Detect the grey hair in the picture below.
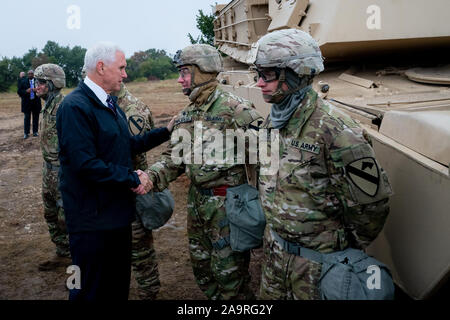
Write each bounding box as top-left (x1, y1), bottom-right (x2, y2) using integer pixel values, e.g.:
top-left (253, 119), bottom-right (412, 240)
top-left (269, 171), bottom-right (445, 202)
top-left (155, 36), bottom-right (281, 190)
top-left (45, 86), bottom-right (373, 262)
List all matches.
top-left (84, 41), bottom-right (123, 73)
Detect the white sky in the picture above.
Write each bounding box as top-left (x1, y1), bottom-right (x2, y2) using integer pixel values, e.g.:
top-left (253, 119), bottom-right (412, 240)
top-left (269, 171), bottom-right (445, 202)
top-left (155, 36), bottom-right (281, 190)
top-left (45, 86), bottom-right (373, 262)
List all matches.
top-left (0, 0), bottom-right (220, 59)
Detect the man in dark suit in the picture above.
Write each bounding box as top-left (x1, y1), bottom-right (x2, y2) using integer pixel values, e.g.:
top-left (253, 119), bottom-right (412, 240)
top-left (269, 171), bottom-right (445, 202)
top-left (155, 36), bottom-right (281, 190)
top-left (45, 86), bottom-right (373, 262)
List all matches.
top-left (17, 71), bottom-right (25, 87)
top-left (17, 70), bottom-right (42, 139)
top-left (57, 41), bottom-right (175, 301)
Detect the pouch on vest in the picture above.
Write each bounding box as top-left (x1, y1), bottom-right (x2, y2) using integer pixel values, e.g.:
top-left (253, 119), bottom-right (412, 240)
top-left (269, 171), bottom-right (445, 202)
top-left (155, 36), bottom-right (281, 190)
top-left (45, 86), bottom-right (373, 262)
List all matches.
top-left (135, 189), bottom-right (175, 230)
top-left (319, 247), bottom-right (395, 300)
top-left (225, 184), bottom-right (266, 252)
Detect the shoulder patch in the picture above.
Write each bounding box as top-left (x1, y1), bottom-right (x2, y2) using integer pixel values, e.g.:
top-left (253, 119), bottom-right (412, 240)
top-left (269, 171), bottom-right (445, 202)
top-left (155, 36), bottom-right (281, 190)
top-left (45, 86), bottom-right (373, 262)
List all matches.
top-left (346, 157), bottom-right (379, 196)
top-left (128, 115), bottom-right (145, 136)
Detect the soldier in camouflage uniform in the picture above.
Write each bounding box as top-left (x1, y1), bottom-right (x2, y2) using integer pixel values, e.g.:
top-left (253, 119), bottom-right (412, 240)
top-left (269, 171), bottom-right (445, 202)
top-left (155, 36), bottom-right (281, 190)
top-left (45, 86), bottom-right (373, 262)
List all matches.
top-left (112, 82), bottom-right (161, 300)
top-left (147, 44), bottom-right (262, 300)
top-left (253, 29), bottom-right (392, 299)
top-left (34, 64), bottom-right (71, 270)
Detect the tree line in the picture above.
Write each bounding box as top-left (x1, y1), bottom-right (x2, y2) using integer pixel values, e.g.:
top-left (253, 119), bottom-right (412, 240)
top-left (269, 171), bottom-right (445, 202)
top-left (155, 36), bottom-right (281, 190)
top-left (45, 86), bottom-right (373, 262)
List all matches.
top-left (0, 9), bottom-right (216, 92)
top-left (0, 41), bottom-right (178, 92)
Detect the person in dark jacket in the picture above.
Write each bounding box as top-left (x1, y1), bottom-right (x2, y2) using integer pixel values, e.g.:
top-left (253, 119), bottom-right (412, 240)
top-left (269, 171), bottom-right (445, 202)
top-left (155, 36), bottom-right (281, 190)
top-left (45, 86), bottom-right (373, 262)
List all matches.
top-left (17, 71), bottom-right (25, 88)
top-left (56, 42), bottom-right (175, 301)
top-left (17, 70), bottom-right (42, 139)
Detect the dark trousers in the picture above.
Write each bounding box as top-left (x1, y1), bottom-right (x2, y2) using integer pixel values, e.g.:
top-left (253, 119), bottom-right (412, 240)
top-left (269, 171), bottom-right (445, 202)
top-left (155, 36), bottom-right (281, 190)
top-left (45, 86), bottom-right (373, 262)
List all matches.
top-left (68, 226), bottom-right (132, 301)
top-left (23, 107), bottom-right (40, 134)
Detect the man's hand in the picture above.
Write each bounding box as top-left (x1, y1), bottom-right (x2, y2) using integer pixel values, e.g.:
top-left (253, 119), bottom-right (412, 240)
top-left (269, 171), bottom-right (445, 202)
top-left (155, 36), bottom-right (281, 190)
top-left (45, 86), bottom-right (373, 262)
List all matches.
top-left (167, 115), bottom-right (177, 132)
top-left (131, 170), bottom-right (153, 195)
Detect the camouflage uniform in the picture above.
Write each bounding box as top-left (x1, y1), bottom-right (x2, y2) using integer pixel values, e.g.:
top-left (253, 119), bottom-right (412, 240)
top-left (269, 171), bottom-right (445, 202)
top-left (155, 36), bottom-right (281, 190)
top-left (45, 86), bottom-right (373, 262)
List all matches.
top-left (37, 65), bottom-right (70, 258)
top-left (148, 82), bottom-right (261, 299)
top-left (114, 83), bottom-right (160, 300)
top-left (254, 29), bottom-right (392, 300)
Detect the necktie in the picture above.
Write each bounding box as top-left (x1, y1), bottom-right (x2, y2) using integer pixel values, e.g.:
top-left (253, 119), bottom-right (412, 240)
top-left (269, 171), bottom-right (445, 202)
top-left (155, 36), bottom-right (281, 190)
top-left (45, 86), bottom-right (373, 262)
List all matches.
top-left (30, 79), bottom-right (35, 99)
top-left (106, 95), bottom-right (116, 115)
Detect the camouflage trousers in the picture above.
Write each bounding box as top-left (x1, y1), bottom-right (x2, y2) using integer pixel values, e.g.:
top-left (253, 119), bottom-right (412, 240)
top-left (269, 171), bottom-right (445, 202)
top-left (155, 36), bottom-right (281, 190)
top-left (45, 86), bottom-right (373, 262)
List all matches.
top-left (42, 163), bottom-right (70, 257)
top-left (131, 214), bottom-right (161, 300)
top-left (187, 185), bottom-right (254, 300)
top-left (259, 228), bottom-right (322, 300)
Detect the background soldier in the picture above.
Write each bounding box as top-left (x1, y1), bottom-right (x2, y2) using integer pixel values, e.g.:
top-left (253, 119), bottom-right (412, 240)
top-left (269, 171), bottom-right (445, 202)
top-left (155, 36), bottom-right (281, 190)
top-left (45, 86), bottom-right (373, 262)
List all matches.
top-left (254, 29), bottom-right (392, 299)
top-left (34, 63), bottom-right (70, 270)
top-left (147, 44), bottom-right (261, 300)
top-left (112, 82), bottom-right (161, 300)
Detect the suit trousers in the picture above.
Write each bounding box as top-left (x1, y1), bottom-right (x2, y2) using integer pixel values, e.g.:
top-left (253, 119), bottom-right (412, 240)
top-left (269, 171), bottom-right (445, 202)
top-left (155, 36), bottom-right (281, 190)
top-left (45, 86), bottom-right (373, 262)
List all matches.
top-left (23, 106), bottom-right (40, 135)
top-left (68, 225), bottom-right (132, 301)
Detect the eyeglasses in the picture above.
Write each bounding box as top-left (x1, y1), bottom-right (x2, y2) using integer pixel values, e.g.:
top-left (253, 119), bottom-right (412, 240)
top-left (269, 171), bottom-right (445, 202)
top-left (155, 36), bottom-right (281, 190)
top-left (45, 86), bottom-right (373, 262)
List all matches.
top-left (256, 68), bottom-right (280, 83)
top-left (178, 68), bottom-right (190, 79)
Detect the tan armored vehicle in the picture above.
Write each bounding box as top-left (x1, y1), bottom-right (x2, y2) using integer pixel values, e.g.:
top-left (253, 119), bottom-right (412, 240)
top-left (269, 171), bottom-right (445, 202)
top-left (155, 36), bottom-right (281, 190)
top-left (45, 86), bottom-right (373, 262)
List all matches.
top-left (213, 0), bottom-right (450, 299)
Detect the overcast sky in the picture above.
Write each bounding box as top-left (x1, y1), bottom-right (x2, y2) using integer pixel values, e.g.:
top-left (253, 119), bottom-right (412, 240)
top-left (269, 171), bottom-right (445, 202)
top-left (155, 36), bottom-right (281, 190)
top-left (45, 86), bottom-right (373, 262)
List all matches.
top-left (0, 0), bottom-right (219, 59)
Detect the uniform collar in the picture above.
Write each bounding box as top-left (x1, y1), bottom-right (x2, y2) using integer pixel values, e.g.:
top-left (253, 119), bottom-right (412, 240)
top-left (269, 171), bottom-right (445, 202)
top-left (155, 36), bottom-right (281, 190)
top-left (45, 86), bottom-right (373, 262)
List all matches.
top-left (189, 86), bottom-right (221, 113)
top-left (286, 89), bottom-right (318, 138)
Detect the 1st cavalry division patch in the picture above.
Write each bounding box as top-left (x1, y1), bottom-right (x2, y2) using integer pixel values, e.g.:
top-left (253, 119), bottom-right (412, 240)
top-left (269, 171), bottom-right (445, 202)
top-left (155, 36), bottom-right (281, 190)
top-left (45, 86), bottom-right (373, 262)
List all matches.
top-left (346, 157), bottom-right (379, 196)
top-left (128, 115), bottom-right (145, 136)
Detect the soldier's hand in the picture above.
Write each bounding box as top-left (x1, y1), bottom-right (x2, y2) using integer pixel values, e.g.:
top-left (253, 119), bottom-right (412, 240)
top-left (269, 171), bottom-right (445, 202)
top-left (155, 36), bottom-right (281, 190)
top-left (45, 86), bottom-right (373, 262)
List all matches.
top-left (131, 170), bottom-right (153, 194)
top-left (167, 115), bottom-right (177, 132)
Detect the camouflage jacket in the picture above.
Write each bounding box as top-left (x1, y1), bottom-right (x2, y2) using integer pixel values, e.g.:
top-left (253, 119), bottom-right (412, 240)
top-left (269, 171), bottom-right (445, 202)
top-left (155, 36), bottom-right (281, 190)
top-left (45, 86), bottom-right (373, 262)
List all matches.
top-left (40, 92), bottom-right (64, 164)
top-left (259, 89), bottom-right (392, 252)
top-left (115, 84), bottom-right (154, 171)
top-left (148, 86), bottom-right (262, 190)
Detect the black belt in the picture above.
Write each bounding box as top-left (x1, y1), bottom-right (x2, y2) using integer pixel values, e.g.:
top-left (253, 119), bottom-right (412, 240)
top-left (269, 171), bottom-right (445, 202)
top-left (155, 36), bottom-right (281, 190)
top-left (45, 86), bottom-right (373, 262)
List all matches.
top-left (45, 161), bottom-right (60, 171)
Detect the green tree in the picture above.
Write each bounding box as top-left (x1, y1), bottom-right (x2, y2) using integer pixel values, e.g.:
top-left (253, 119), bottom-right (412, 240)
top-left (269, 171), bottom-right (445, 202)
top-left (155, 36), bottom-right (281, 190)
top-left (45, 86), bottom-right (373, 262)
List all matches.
top-left (126, 49), bottom-right (177, 82)
top-left (32, 53), bottom-right (56, 69)
top-left (9, 56), bottom-right (25, 77)
top-left (62, 45), bottom-right (86, 87)
top-left (0, 58), bottom-right (11, 92)
top-left (0, 42), bottom-right (179, 91)
top-left (139, 56), bottom-right (175, 80)
top-left (188, 9), bottom-right (215, 46)
top-left (22, 48), bottom-right (39, 71)
top-left (41, 41), bottom-right (86, 87)
top-left (0, 56), bottom-right (29, 92)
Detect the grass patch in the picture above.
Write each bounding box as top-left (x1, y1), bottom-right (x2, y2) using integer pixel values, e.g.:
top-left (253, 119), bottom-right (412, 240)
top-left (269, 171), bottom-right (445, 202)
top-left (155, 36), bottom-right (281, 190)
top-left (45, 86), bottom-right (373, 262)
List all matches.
top-left (8, 84), bottom-right (18, 93)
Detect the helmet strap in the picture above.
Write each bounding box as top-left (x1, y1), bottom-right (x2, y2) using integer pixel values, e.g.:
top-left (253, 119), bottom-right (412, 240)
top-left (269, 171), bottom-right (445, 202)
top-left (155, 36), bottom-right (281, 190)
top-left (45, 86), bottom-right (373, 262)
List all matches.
top-left (266, 69), bottom-right (313, 103)
top-left (191, 66), bottom-right (216, 91)
top-left (267, 69), bottom-right (287, 103)
top-left (183, 65), bottom-right (215, 95)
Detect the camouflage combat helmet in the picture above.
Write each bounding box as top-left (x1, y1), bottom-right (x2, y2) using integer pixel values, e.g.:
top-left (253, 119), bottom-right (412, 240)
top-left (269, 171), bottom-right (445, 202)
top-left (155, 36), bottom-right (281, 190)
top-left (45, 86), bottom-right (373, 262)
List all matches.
top-left (253, 29), bottom-right (324, 76)
top-left (173, 44), bottom-right (223, 73)
top-left (34, 63), bottom-right (66, 89)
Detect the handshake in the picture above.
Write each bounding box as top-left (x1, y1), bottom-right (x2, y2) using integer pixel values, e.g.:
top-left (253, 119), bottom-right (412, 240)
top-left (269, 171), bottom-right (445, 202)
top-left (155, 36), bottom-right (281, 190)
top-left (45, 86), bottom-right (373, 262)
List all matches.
top-left (131, 170), bottom-right (153, 195)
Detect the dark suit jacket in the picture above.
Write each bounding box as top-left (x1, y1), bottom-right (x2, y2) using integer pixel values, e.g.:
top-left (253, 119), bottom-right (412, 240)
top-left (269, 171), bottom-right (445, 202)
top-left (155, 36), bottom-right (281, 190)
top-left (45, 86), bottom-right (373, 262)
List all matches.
top-left (56, 80), bottom-right (170, 233)
top-left (17, 78), bottom-right (42, 113)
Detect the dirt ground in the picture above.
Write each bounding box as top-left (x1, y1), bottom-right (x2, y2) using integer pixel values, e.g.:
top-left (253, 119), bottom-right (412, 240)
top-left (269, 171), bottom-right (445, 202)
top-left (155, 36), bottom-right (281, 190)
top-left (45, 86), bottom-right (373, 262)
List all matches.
top-left (0, 79), bottom-right (262, 300)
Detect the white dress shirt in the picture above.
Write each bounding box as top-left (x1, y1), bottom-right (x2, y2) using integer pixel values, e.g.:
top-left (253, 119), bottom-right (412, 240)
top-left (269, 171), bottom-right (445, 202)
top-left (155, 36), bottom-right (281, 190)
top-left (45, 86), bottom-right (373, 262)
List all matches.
top-left (84, 76), bottom-right (108, 107)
